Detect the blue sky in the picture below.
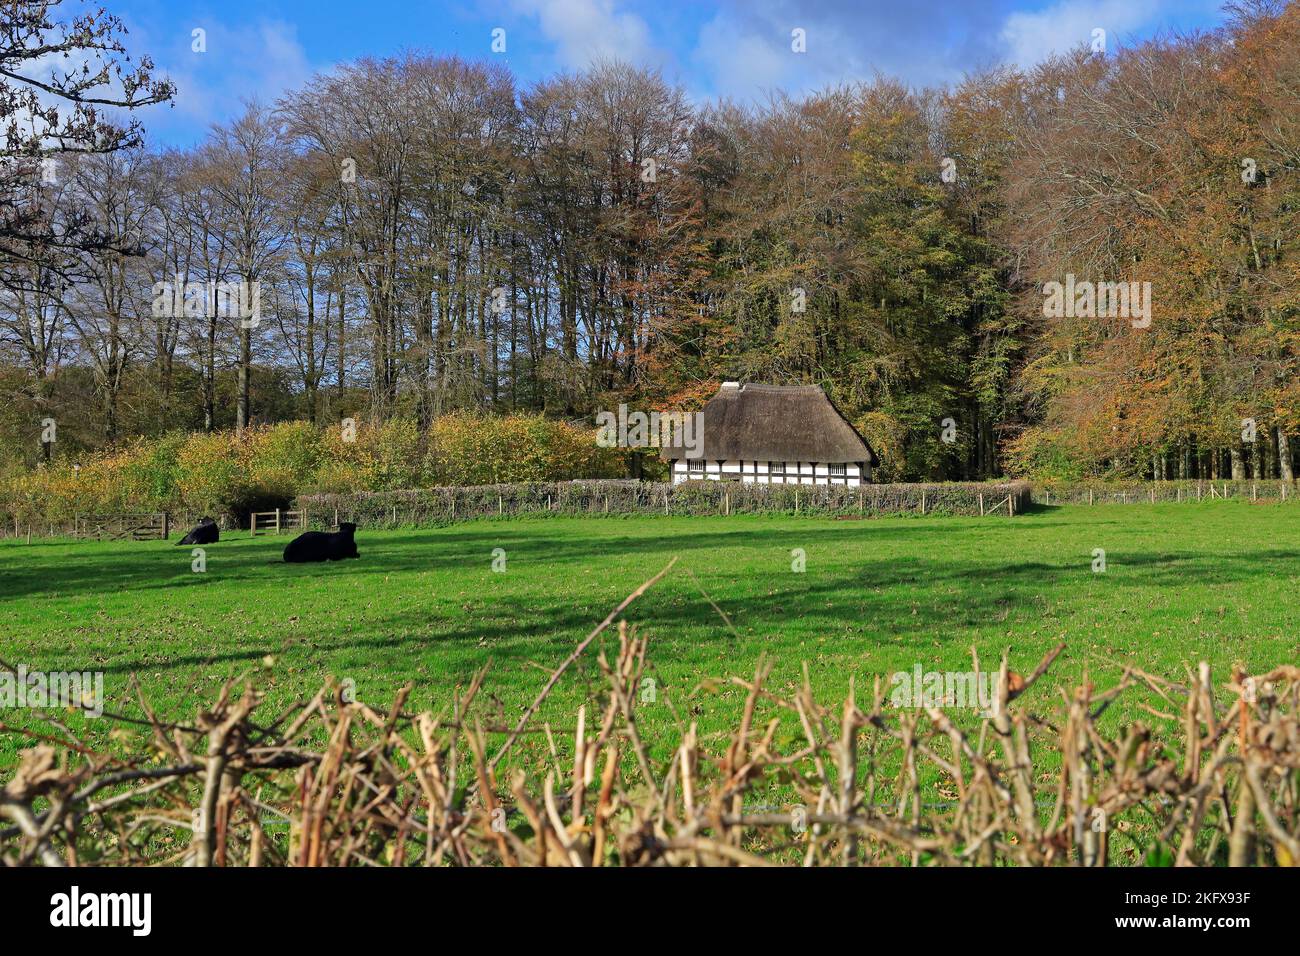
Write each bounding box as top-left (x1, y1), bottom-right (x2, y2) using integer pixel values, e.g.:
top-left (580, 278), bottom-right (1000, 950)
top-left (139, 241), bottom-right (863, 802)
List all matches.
top-left (110, 0), bottom-right (1228, 147)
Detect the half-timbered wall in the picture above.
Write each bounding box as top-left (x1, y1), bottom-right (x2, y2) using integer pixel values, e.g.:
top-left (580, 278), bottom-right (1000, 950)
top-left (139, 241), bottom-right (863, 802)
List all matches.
top-left (669, 460), bottom-right (867, 486)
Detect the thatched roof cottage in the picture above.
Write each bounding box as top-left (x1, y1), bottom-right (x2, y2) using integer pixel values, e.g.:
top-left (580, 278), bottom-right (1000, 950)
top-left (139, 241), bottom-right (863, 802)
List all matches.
top-left (660, 382), bottom-right (878, 485)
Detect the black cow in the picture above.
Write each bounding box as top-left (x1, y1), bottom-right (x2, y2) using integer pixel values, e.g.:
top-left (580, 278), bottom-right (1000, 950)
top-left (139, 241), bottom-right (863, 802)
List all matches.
top-left (176, 517), bottom-right (219, 546)
top-left (283, 522), bottom-right (359, 563)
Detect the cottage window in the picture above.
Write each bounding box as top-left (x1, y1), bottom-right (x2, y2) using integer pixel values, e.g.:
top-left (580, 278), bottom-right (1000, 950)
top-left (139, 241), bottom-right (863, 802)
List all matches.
top-left (769, 462), bottom-right (785, 477)
top-left (688, 459), bottom-right (705, 474)
top-left (829, 463), bottom-right (847, 477)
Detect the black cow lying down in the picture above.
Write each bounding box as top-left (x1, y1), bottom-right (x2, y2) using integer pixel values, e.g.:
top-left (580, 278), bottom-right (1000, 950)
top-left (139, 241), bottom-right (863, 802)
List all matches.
top-left (283, 522), bottom-right (359, 563)
top-left (176, 517), bottom-right (219, 545)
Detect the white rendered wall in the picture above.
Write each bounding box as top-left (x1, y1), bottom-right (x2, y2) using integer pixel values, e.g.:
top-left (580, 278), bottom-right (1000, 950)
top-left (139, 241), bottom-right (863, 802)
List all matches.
top-left (671, 460), bottom-right (867, 485)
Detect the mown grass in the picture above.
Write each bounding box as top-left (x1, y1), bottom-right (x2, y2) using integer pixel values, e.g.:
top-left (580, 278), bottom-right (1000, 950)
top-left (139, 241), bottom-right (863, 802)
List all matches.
top-left (2, 502), bottom-right (1298, 779)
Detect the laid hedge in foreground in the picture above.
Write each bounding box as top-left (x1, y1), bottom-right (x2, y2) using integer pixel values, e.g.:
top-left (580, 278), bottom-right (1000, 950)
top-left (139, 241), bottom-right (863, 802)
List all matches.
top-left (2, 599), bottom-right (1296, 866)
top-left (295, 480), bottom-right (1033, 528)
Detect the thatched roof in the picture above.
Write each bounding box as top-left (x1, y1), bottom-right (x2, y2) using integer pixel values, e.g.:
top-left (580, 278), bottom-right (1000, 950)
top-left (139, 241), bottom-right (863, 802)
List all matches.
top-left (660, 383), bottom-right (879, 465)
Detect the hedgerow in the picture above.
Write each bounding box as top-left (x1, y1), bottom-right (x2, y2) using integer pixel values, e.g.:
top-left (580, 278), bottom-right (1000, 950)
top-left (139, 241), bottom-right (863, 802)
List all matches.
top-left (0, 416), bottom-right (626, 526)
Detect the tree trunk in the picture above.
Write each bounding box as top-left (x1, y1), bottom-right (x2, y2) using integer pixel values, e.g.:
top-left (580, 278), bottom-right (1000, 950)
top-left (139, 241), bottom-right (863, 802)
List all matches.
top-left (338, 282), bottom-right (348, 390)
top-left (305, 267), bottom-right (318, 425)
top-left (204, 308), bottom-right (217, 432)
top-left (1279, 429), bottom-right (1294, 481)
top-left (236, 325), bottom-right (251, 434)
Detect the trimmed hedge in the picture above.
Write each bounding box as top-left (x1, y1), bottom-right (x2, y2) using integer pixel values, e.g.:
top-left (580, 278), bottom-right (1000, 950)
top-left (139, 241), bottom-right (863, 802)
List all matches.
top-left (295, 480), bottom-right (1034, 529)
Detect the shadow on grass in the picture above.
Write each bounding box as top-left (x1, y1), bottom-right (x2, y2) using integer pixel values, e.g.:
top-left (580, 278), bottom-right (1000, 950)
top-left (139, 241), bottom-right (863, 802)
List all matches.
top-left (11, 553), bottom-right (1300, 689)
top-left (6, 509), bottom-right (1300, 692)
top-left (0, 509), bottom-right (1182, 605)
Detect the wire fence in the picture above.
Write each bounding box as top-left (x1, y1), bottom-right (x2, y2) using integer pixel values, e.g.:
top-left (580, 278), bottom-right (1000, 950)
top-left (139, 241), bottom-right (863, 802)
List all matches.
top-left (1033, 479), bottom-right (1299, 505)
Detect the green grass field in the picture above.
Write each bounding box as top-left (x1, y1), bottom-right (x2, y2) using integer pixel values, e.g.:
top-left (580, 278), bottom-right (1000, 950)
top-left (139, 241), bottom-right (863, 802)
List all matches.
top-left (2, 503), bottom-right (1298, 773)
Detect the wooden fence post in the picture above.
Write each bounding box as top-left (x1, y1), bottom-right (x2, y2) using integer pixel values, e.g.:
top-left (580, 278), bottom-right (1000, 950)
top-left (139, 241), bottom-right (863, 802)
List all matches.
top-left (250, 511), bottom-right (256, 536)
top-left (979, 493), bottom-right (984, 516)
top-left (920, 490), bottom-right (926, 515)
top-left (1089, 488), bottom-right (1094, 506)
top-left (162, 512), bottom-right (170, 540)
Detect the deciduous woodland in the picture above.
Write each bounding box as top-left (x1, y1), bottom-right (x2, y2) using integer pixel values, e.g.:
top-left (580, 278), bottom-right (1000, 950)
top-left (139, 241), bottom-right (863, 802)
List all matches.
top-left (5, 1), bottom-right (1300, 482)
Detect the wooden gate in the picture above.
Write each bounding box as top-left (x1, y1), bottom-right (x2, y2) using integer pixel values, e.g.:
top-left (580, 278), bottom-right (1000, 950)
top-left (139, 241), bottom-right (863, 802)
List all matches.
top-left (75, 513), bottom-right (170, 541)
top-left (250, 509), bottom-right (305, 535)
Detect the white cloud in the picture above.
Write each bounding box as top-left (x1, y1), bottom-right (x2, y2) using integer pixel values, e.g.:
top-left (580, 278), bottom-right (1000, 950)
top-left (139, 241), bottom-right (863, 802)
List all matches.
top-left (510, 0), bottom-right (656, 70)
top-left (684, 0), bottom-right (1224, 105)
top-left (686, 0), bottom-right (1013, 104)
top-left (141, 20), bottom-right (314, 140)
top-left (999, 0), bottom-right (1213, 67)
top-left (174, 21), bottom-right (312, 117)
top-left (691, 13), bottom-right (793, 103)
